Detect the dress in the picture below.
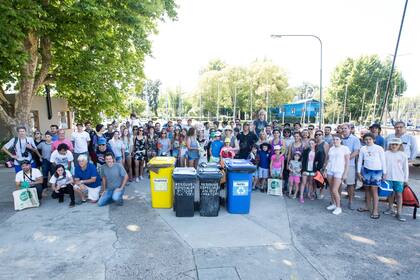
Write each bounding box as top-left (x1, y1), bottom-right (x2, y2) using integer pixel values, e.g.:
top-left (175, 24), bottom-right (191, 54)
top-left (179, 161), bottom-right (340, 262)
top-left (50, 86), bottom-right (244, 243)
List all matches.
top-left (134, 136), bottom-right (147, 161)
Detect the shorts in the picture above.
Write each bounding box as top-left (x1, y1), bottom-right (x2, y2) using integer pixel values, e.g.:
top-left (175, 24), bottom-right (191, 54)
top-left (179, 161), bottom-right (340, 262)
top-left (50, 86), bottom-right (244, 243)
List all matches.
top-left (346, 165), bottom-right (356, 185)
top-left (258, 167), bottom-right (269, 179)
top-left (271, 168), bottom-right (282, 178)
top-left (387, 180), bottom-right (404, 193)
top-left (361, 168), bottom-right (382, 187)
top-left (327, 170), bottom-right (344, 179)
top-left (188, 150), bottom-right (199, 160)
top-left (125, 151), bottom-right (130, 158)
top-left (289, 175), bottom-right (301, 184)
top-left (303, 171), bottom-right (315, 176)
top-left (115, 156), bottom-right (123, 162)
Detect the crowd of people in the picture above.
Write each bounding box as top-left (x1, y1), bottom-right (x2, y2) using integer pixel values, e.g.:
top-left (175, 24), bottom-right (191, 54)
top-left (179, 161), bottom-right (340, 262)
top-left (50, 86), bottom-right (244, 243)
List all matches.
top-left (2, 110), bottom-right (418, 221)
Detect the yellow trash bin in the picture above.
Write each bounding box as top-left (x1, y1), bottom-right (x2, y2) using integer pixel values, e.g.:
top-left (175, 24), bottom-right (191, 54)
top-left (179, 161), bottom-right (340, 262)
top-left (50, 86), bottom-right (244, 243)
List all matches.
top-left (148, 157), bottom-right (176, 208)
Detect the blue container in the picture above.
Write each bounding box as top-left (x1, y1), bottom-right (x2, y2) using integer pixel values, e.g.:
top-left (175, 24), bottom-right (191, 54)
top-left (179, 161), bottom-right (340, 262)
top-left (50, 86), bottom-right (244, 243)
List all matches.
top-left (378, 180), bottom-right (393, 197)
top-left (225, 159), bottom-right (257, 214)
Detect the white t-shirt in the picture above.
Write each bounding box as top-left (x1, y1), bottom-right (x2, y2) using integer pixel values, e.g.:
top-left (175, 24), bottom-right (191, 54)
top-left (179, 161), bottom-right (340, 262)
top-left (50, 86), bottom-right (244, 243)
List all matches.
top-left (15, 168), bottom-right (43, 183)
top-left (50, 150), bottom-right (74, 169)
top-left (49, 172), bottom-right (73, 187)
top-left (71, 131), bottom-right (90, 153)
top-left (4, 136), bottom-right (37, 165)
top-left (357, 144), bottom-right (386, 173)
top-left (109, 139), bottom-right (125, 158)
top-left (385, 151), bottom-right (409, 182)
top-left (327, 145), bottom-right (351, 173)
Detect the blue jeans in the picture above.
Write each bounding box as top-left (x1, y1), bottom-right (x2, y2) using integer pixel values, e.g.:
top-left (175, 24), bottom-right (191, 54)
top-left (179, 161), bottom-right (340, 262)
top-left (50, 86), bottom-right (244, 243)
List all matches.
top-left (41, 159), bottom-right (53, 189)
top-left (98, 188), bottom-right (125, 206)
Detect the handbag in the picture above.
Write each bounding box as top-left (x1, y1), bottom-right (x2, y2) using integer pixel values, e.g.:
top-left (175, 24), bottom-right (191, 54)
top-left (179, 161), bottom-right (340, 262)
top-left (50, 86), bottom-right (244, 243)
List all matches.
top-left (267, 179), bottom-right (283, 196)
top-left (13, 188), bottom-right (40, 211)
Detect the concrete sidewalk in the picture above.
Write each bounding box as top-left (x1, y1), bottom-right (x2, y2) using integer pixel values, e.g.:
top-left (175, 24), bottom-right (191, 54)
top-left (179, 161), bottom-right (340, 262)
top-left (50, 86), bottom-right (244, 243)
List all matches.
top-left (0, 166), bottom-right (419, 280)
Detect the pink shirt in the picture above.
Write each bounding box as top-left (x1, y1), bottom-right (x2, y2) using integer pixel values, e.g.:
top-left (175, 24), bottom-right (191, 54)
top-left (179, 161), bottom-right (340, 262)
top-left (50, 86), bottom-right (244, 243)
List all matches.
top-left (52, 139), bottom-right (74, 152)
top-left (271, 154), bottom-right (284, 169)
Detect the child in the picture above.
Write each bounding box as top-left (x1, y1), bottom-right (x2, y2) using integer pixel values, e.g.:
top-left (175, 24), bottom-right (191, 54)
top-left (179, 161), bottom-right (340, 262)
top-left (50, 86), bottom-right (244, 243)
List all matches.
top-left (384, 138), bottom-right (409, 222)
top-left (270, 145), bottom-right (284, 179)
top-left (209, 131), bottom-right (223, 163)
top-left (257, 143), bottom-right (271, 192)
top-left (49, 164), bottom-right (75, 207)
top-left (37, 131), bottom-right (54, 190)
top-left (220, 138), bottom-right (235, 159)
top-left (288, 152), bottom-right (302, 198)
top-left (179, 134), bottom-right (188, 167)
top-left (247, 145), bottom-right (258, 190)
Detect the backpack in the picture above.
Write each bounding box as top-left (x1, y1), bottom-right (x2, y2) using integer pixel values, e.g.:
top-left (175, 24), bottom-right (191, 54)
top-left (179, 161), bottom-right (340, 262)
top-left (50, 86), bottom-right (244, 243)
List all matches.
top-left (402, 185), bottom-right (419, 219)
top-left (8, 137), bottom-right (19, 155)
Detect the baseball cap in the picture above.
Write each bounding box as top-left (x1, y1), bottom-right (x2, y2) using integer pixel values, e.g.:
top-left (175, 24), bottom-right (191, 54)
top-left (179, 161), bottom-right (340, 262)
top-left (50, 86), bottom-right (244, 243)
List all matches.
top-left (98, 137), bottom-right (107, 145)
top-left (388, 138), bottom-right (402, 145)
top-left (20, 160), bottom-right (31, 166)
top-left (274, 145), bottom-right (281, 150)
top-left (215, 131), bottom-right (222, 137)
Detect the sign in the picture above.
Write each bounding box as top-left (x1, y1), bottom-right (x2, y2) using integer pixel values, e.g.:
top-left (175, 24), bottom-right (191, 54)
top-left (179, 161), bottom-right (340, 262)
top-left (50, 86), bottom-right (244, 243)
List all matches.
top-left (175, 182), bottom-right (195, 196)
top-left (200, 182), bottom-right (220, 196)
top-left (154, 178), bottom-right (168, 192)
top-left (233, 180), bottom-right (249, 196)
top-left (267, 179), bottom-right (283, 196)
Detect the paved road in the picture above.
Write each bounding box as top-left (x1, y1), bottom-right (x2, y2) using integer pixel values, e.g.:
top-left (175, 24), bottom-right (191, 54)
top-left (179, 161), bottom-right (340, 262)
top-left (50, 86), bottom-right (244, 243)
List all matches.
top-left (0, 166), bottom-right (419, 280)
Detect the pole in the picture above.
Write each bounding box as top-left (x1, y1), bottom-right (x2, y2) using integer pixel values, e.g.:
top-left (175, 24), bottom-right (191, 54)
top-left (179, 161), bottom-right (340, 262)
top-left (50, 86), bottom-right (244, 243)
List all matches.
top-left (372, 80), bottom-right (379, 123)
top-left (343, 84), bottom-right (348, 123)
top-left (200, 90), bottom-right (203, 120)
top-left (379, 0), bottom-right (409, 123)
top-left (250, 81), bottom-right (253, 120)
top-left (360, 91), bottom-right (366, 124)
top-left (217, 82), bottom-right (220, 120)
top-left (233, 85), bottom-right (237, 120)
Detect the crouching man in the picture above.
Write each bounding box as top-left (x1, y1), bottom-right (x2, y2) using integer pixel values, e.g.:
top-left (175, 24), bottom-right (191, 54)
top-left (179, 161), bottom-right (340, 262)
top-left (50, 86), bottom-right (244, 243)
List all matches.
top-left (15, 160), bottom-right (44, 203)
top-left (98, 153), bottom-right (128, 206)
top-left (73, 154), bottom-right (102, 203)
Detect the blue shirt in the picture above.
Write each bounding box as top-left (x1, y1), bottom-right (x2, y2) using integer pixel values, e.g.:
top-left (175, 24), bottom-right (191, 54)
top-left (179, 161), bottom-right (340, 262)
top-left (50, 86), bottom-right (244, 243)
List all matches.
top-left (342, 134), bottom-right (361, 166)
top-left (74, 163), bottom-right (101, 188)
top-left (211, 140), bottom-right (224, 157)
top-left (257, 150), bottom-right (270, 169)
top-left (375, 135), bottom-right (385, 148)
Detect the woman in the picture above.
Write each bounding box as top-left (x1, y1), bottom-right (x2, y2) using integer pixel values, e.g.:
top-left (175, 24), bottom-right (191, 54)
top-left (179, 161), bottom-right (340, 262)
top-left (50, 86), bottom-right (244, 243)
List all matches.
top-left (287, 131), bottom-right (304, 162)
top-left (223, 126), bottom-right (239, 153)
top-left (172, 128), bottom-right (181, 159)
top-left (108, 131), bottom-right (125, 163)
top-left (33, 129), bottom-right (44, 168)
top-left (283, 128), bottom-right (294, 150)
top-left (121, 128), bottom-right (133, 181)
top-left (158, 130), bottom-right (171, 156)
top-left (314, 130), bottom-right (329, 199)
top-left (324, 134), bottom-right (350, 215)
top-left (299, 139), bottom-right (317, 203)
top-left (301, 129), bottom-right (310, 148)
top-left (256, 131), bottom-right (268, 148)
top-left (270, 129), bottom-right (285, 155)
top-left (146, 126), bottom-right (158, 160)
top-left (133, 127), bottom-right (147, 181)
top-left (49, 164), bottom-right (75, 207)
top-left (357, 133), bottom-right (386, 219)
top-left (186, 127), bottom-right (199, 168)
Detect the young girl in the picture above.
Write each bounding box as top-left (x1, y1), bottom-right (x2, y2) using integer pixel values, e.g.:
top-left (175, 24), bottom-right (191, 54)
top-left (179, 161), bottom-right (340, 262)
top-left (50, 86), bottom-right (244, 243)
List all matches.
top-left (121, 128), bottom-right (133, 181)
top-left (270, 145), bottom-right (284, 179)
top-left (288, 152), bottom-right (302, 198)
top-left (109, 131), bottom-right (125, 163)
top-left (172, 129), bottom-right (181, 166)
top-left (179, 134), bottom-right (188, 167)
top-left (220, 138), bottom-right (235, 160)
top-left (357, 133), bottom-right (386, 219)
top-left (300, 139), bottom-right (317, 203)
top-left (384, 138), bottom-right (409, 222)
top-left (49, 164), bottom-right (75, 207)
top-left (133, 128), bottom-right (147, 182)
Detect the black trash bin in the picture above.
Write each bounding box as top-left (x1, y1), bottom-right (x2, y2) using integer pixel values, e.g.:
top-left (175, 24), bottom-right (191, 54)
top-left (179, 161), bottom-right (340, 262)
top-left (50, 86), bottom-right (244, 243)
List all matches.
top-left (172, 167), bottom-right (197, 217)
top-left (198, 167), bottom-right (223, 217)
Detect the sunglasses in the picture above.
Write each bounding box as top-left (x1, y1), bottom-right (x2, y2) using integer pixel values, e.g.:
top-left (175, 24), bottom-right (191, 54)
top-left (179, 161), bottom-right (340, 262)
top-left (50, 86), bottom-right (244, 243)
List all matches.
top-left (315, 134), bottom-right (322, 136)
top-left (308, 128), bottom-right (314, 130)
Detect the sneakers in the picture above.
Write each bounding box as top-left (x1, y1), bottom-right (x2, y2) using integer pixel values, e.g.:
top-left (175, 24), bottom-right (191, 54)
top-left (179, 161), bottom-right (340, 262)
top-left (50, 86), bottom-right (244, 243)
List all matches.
top-left (332, 207), bottom-right (342, 215)
top-left (396, 214), bottom-right (406, 222)
top-left (140, 176), bottom-right (144, 180)
top-left (326, 204), bottom-right (336, 211)
top-left (135, 177), bottom-right (140, 183)
top-left (69, 201), bottom-right (75, 208)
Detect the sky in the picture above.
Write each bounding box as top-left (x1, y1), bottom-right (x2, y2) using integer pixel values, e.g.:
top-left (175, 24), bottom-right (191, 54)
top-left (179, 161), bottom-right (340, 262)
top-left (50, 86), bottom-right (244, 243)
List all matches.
top-left (144, 0), bottom-right (420, 97)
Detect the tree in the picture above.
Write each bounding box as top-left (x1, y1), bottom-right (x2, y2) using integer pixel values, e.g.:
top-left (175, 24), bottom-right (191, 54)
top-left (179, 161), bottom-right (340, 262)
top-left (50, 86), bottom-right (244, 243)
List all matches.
top-left (142, 79), bottom-right (162, 117)
top-left (326, 55), bottom-right (406, 124)
top-left (0, 0), bottom-right (177, 133)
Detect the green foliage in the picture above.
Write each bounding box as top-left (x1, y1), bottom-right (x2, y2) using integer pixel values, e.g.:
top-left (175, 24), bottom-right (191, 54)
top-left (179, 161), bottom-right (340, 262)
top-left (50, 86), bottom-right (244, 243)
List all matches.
top-left (0, 0), bottom-right (177, 125)
top-left (326, 55), bottom-right (406, 124)
top-left (142, 79), bottom-right (162, 116)
top-left (192, 59), bottom-right (292, 119)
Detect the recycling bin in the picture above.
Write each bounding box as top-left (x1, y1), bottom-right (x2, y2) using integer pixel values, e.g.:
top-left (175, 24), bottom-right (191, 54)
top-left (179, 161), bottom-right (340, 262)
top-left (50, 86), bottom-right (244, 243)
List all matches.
top-left (172, 167), bottom-right (197, 217)
top-left (148, 157), bottom-right (176, 208)
top-left (198, 167), bottom-right (223, 217)
top-left (199, 162), bottom-right (221, 169)
top-left (225, 159), bottom-right (256, 214)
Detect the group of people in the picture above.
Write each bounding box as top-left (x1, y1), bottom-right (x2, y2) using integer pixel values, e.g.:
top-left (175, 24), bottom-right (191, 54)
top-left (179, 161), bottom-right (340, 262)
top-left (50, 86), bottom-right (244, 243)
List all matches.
top-left (2, 110), bottom-right (418, 221)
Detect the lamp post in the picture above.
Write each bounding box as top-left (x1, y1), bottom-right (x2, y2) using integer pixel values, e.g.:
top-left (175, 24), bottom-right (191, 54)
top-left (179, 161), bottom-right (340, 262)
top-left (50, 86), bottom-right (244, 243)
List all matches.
top-left (271, 34), bottom-right (323, 128)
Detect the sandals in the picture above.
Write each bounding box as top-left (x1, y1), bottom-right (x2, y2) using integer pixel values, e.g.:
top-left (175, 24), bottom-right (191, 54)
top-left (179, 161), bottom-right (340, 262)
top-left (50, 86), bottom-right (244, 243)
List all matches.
top-left (370, 214), bottom-right (380, 219)
top-left (396, 214), bottom-right (406, 222)
top-left (357, 208), bottom-right (369, 212)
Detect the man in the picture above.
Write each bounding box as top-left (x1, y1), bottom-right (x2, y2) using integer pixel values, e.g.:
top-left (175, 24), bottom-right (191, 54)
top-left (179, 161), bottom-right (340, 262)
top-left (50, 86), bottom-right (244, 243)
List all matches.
top-left (385, 121), bottom-right (418, 162)
top-left (369, 123), bottom-right (385, 148)
top-left (341, 123), bottom-right (361, 210)
top-left (98, 153), bottom-right (128, 206)
top-left (253, 109), bottom-right (268, 136)
top-left (51, 129), bottom-right (74, 152)
top-left (104, 124), bottom-right (114, 141)
top-left (37, 131), bottom-right (54, 189)
top-left (154, 122), bottom-right (161, 137)
top-left (203, 122), bottom-right (210, 140)
top-left (308, 124), bottom-right (315, 138)
top-left (95, 137), bottom-right (114, 166)
top-left (293, 122), bottom-right (302, 132)
top-left (15, 160), bottom-right (44, 203)
top-left (237, 122), bottom-right (258, 159)
top-left (265, 124), bottom-right (273, 142)
top-left (50, 124), bottom-right (59, 141)
top-left (324, 126), bottom-right (333, 146)
top-left (50, 143), bottom-right (74, 171)
top-left (129, 113), bottom-right (141, 129)
top-left (72, 123), bottom-right (91, 168)
top-left (74, 154), bottom-right (102, 203)
top-left (2, 126), bottom-right (41, 173)
top-left (184, 118), bottom-right (193, 131)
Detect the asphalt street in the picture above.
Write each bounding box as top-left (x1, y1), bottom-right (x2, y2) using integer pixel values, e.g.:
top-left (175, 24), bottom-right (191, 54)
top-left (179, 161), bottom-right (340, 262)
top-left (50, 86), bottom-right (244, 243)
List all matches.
top-left (0, 166), bottom-right (419, 280)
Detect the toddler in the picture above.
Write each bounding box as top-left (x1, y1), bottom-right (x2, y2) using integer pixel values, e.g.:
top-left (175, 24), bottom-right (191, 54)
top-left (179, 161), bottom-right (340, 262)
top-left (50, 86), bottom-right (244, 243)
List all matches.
top-left (288, 151), bottom-right (302, 198)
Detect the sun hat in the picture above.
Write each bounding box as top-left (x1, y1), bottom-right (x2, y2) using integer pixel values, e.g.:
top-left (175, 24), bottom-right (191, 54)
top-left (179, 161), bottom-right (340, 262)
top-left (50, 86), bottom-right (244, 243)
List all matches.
top-left (274, 145), bottom-right (281, 150)
top-left (388, 138), bottom-right (402, 145)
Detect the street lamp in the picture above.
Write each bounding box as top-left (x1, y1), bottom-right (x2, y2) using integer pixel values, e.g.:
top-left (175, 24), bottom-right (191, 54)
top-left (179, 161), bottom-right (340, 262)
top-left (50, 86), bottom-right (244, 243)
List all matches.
top-left (271, 34), bottom-right (323, 128)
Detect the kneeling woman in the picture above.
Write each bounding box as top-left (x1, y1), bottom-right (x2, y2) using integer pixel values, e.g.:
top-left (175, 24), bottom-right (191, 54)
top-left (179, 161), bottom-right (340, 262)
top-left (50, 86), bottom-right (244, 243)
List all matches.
top-left (49, 164), bottom-right (76, 207)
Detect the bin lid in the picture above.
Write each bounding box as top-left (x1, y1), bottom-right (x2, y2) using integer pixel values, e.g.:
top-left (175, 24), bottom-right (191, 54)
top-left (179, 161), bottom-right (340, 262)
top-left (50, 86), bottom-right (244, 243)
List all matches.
top-left (199, 162), bottom-right (220, 168)
top-left (225, 159), bottom-right (256, 173)
top-left (148, 156), bottom-right (176, 167)
top-left (198, 167), bottom-right (222, 179)
top-left (173, 167), bottom-right (197, 180)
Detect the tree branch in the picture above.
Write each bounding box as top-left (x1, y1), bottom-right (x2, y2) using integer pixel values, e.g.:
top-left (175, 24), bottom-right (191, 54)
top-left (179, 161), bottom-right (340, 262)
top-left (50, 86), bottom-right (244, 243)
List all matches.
top-left (0, 85), bottom-right (10, 105)
top-left (33, 36), bottom-right (52, 92)
top-left (0, 103), bottom-right (15, 128)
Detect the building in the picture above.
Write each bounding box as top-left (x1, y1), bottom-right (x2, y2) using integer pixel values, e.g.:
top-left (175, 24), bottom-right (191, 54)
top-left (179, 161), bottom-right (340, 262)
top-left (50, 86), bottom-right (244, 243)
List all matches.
top-left (0, 95), bottom-right (73, 140)
top-left (273, 98), bottom-right (321, 123)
